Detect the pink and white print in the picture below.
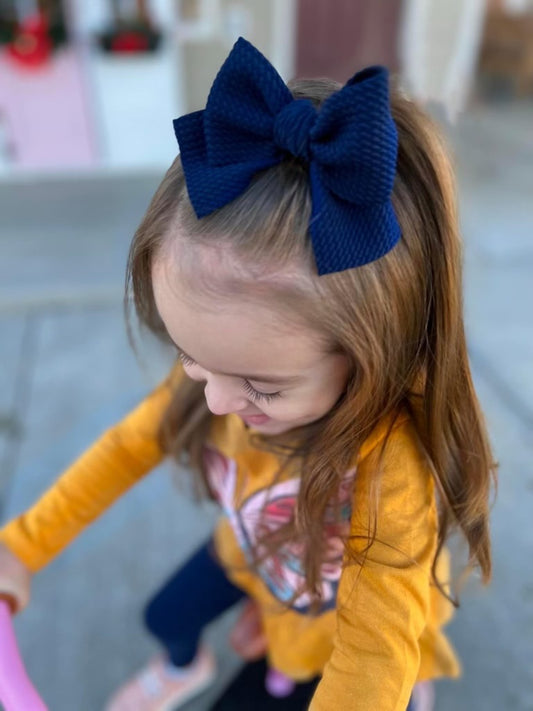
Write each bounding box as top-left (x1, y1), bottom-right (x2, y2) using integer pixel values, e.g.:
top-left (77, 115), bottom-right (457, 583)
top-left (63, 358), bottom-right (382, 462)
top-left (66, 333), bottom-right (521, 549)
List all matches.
top-left (203, 445), bottom-right (355, 612)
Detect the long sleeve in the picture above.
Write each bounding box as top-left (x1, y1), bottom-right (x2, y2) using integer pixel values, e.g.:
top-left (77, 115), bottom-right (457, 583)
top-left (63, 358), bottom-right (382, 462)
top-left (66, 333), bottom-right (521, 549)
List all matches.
top-left (0, 367), bottom-right (183, 572)
top-left (309, 417), bottom-right (439, 710)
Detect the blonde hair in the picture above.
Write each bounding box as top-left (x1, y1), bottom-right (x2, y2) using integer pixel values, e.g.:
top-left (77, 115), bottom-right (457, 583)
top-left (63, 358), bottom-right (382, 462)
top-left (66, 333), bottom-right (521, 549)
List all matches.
top-left (126, 76), bottom-right (496, 607)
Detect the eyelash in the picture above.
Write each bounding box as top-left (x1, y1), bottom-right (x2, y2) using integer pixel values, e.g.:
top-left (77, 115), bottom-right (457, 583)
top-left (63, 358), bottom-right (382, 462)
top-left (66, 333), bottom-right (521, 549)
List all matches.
top-left (241, 380), bottom-right (281, 404)
top-left (177, 351), bottom-right (282, 403)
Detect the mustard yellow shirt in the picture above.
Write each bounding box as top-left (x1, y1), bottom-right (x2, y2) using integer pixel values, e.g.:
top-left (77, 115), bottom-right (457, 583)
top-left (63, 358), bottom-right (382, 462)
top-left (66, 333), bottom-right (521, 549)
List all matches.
top-left (0, 366), bottom-right (460, 709)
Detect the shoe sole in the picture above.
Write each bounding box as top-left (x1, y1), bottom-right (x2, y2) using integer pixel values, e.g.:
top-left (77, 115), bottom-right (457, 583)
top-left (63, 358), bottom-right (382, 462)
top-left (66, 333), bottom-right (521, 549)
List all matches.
top-left (161, 665), bottom-right (217, 711)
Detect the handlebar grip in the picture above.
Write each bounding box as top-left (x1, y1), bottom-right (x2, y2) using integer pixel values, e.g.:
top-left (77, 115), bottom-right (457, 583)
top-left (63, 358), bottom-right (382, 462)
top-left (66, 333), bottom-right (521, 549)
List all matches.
top-left (0, 597), bottom-right (48, 711)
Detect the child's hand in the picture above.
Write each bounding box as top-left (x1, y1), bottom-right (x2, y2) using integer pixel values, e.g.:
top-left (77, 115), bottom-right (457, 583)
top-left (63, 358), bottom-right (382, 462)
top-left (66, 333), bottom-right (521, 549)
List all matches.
top-left (230, 599), bottom-right (268, 661)
top-left (0, 543), bottom-right (32, 613)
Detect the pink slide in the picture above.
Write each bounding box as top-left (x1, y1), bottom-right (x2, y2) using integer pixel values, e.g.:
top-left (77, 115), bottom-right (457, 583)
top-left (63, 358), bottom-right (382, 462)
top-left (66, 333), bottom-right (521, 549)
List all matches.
top-left (0, 595), bottom-right (48, 710)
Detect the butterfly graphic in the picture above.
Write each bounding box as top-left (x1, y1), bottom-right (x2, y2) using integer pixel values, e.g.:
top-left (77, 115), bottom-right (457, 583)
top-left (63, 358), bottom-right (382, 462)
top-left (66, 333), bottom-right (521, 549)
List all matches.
top-left (203, 446), bottom-right (355, 612)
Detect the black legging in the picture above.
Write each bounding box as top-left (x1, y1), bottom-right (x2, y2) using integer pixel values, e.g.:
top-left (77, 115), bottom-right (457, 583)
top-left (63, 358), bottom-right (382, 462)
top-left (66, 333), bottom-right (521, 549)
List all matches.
top-left (144, 539), bottom-right (245, 666)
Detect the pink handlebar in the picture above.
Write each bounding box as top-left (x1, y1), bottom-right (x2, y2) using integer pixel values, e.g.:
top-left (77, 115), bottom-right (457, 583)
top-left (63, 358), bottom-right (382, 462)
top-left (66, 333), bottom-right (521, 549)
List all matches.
top-left (0, 597), bottom-right (48, 711)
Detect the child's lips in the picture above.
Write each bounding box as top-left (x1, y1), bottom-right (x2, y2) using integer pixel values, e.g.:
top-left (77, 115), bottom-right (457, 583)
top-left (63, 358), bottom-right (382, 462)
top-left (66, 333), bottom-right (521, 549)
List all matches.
top-left (240, 414), bottom-right (271, 426)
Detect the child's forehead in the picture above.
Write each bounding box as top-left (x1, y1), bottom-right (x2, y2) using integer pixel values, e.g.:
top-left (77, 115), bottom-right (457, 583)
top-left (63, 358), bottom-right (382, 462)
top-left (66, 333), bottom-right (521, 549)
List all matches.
top-left (153, 250), bottom-right (310, 332)
top-left (154, 236), bottom-right (317, 313)
top-left (152, 251), bottom-right (332, 376)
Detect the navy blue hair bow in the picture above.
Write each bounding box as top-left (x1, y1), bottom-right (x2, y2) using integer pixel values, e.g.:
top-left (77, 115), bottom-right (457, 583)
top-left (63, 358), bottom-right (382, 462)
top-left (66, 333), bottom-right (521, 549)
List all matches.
top-left (173, 37), bottom-right (401, 275)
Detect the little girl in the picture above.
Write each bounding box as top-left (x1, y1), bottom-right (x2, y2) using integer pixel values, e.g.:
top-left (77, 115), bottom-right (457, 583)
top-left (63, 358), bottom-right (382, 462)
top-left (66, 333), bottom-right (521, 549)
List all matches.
top-left (0, 38), bottom-right (494, 711)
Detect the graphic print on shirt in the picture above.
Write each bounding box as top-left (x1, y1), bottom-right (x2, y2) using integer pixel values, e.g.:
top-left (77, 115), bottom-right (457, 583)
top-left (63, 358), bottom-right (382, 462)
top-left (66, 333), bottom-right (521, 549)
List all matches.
top-left (203, 445), bottom-right (354, 612)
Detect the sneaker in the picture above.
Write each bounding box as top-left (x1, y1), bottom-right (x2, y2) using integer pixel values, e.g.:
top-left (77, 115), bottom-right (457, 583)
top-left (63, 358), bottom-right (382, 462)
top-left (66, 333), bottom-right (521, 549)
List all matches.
top-left (104, 646), bottom-right (216, 711)
top-left (411, 681), bottom-right (435, 711)
top-left (264, 668), bottom-right (297, 698)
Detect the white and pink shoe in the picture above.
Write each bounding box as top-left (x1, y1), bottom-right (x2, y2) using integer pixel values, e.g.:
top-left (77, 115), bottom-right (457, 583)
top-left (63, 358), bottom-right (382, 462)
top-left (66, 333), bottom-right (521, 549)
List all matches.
top-left (104, 646), bottom-right (216, 711)
top-left (411, 681), bottom-right (435, 711)
top-left (265, 668), bottom-right (296, 698)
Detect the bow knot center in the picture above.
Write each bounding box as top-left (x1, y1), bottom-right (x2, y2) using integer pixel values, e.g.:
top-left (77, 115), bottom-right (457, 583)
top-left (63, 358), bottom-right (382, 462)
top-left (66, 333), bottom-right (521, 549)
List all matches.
top-left (273, 100), bottom-right (316, 161)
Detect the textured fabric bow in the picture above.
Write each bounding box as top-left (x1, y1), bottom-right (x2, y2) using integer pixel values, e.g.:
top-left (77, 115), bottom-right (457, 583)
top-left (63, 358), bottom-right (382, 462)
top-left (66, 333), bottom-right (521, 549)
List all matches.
top-left (173, 37), bottom-right (401, 275)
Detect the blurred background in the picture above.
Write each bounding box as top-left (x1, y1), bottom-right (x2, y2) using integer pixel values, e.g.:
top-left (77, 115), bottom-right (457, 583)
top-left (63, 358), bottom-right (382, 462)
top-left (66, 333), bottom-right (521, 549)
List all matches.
top-left (0, 0), bottom-right (532, 709)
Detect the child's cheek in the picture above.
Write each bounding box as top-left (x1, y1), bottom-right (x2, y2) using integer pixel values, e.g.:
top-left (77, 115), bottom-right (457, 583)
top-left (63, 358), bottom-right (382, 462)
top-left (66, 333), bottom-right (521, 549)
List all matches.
top-left (262, 395), bottom-right (309, 421)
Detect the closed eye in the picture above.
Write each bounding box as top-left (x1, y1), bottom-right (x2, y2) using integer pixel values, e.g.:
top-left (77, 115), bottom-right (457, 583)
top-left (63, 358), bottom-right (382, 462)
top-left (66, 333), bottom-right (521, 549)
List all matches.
top-left (242, 380), bottom-right (282, 404)
top-left (177, 350), bottom-right (282, 403)
top-left (177, 350), bottom-right (196, 368)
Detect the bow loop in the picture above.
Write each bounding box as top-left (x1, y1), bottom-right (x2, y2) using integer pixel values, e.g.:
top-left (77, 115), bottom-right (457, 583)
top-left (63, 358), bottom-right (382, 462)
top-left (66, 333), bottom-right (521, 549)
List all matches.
top-left (311, 67), bottom-right (398, 206)
top-left (273, 99), bottom-right (317, 161)
top-left (203, 37), bottom-right (292, 167)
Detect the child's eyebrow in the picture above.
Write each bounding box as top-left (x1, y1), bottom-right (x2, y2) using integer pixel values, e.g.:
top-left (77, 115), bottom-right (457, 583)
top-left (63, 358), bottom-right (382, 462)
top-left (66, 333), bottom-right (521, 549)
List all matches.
top-left (173, 343), bottom-right (301, 384)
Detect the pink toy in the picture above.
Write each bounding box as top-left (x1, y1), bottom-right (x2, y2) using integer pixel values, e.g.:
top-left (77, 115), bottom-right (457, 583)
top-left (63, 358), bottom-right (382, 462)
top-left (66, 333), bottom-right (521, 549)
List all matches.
top-left (0, 595), bottom-right (48, 711)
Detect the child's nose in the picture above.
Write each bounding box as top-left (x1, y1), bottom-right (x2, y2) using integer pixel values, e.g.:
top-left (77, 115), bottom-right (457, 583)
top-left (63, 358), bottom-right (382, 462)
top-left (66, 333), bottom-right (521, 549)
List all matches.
top-left (204, 377), bottom-right (249, 416)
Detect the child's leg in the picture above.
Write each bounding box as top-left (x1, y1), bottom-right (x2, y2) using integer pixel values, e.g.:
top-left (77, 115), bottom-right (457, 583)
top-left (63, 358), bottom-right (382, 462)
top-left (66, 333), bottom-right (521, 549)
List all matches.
top-left (105, 539), bottom-right (246, 710)
top-left (211, 657), bottom-right (320, 711)
top-left (144, 539), bottom-right (246, 667)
